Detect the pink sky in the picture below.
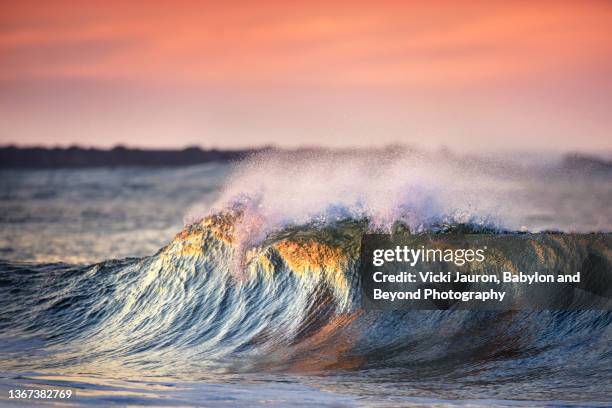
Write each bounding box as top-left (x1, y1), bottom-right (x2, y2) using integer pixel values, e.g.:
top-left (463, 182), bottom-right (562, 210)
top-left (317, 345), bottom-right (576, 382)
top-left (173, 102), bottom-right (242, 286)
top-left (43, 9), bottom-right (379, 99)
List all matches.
top-left (1, 0), bottom-right (611, 152)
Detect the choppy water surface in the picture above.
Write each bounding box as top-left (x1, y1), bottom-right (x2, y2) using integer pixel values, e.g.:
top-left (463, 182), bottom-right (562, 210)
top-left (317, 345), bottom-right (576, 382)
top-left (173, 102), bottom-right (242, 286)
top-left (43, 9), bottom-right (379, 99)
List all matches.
top-left (0, 164), bottom-right (230, 263)
top-left (0, 152), bottom-right (611, 407)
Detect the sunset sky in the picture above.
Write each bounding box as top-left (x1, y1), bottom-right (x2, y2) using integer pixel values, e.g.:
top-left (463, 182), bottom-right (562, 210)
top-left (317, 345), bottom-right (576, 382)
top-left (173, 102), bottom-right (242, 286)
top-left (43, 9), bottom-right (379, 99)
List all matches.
top-left (1, 0), bottom-right (611, 152)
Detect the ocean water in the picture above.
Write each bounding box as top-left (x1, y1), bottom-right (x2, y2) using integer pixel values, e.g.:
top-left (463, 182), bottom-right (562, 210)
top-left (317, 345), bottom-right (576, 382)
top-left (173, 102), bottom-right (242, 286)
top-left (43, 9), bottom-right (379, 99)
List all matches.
top-left (0, 164), bottom-right (231, 264)
top-left (0, 152), bottom-right (611, 407)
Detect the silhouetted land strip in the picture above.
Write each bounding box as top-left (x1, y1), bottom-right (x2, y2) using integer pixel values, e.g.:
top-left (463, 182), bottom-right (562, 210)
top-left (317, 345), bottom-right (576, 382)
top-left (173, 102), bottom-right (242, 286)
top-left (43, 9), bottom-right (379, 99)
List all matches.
top-left (0, 146), bottom-right (610, 174)
top-left (560, 153), bottom-right (612, 174)
top-left (0, 146), bottom-right (270, 168)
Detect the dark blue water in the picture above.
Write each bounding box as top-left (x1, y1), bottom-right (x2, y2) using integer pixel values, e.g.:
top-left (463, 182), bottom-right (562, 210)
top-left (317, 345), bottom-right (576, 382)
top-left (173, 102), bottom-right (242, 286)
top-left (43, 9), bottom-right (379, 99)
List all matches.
top-left (0, 154), bottom-right (611, 407)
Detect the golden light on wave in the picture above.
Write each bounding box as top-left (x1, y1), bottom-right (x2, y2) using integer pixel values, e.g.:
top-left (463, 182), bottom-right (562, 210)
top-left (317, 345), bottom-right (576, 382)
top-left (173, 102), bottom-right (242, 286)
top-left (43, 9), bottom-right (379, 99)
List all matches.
top-left (201, 213), bottom-right (239, 246)
top-left (160, 212), bottom-right (241, 259)
top-left (274, 239), bottom-right (349, 293)
top-left (162, 211), bottom-right (353, 297)
top-left (166, 227), bottom-right (206, 258)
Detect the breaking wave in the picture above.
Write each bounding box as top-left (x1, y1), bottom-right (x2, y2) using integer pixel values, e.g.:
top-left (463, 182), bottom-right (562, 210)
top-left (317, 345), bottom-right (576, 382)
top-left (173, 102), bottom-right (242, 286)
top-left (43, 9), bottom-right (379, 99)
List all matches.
top-left (0, 151), bottom-right (611, 403)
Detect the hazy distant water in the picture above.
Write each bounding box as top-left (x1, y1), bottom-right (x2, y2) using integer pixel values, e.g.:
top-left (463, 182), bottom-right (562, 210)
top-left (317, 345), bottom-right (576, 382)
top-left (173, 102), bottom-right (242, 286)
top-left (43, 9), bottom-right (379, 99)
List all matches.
top-left (0, 157), bottom-right (611, 407)
top-left (0, 164), bottom-right (232, 263)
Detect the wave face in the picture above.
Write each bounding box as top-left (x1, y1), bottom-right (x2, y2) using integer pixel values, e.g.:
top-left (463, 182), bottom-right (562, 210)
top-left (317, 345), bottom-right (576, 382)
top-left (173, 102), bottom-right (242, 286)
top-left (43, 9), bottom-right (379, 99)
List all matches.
top-left (1, 153), bottom-right (611, 405)
top-left (1, 210), bottom-right (611, 404)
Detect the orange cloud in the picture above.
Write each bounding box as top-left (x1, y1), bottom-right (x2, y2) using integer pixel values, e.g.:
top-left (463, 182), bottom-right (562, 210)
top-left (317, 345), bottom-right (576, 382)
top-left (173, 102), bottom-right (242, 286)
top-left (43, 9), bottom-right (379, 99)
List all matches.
top-left (1, 0), bottom-right (611, 87)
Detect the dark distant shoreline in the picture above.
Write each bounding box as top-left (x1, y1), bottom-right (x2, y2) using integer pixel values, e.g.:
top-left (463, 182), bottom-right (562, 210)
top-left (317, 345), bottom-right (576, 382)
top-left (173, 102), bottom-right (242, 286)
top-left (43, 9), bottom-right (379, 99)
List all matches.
top-left (0, 146), bottom-right (271, 168)
top-left (1, 145), bottom-right (611, 174)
